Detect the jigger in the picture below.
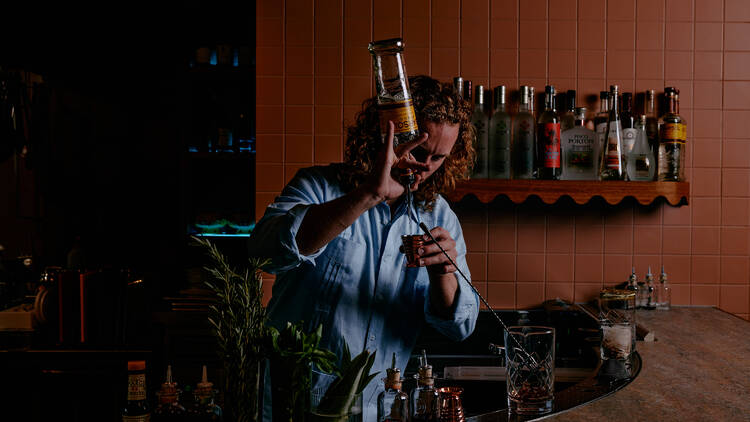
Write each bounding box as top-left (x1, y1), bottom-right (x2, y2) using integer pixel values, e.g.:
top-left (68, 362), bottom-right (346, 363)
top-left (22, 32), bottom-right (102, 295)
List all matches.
top-left (437, 387), bottom-right (465, 422)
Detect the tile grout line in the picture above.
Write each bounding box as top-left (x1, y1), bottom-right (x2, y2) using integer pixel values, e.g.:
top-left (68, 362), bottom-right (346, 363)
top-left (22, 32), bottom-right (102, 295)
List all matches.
top-left (312, 0), bottom-right (316, 165)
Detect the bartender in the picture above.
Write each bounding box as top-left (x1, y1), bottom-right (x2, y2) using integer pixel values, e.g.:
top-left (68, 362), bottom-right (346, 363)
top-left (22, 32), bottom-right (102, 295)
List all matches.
top-left (250, 75), bottom-right (480, 420)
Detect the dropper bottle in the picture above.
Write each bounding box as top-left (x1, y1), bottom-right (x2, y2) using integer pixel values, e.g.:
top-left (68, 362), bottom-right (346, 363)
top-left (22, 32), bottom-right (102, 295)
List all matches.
top-left (377, 353), bottom-right (409, 422)
top-left (645, 267), bottom-right (656, 310)
top-left (626, 267), bottom-right (639, 307)
top-left (657, 266), bottom-right (671, 311)
top-left (410, 350), bottom-right (439, 421)
top-left (154, 365), bottom-right (186, 421)
top-left (194, 365), bottom-right (223, 421)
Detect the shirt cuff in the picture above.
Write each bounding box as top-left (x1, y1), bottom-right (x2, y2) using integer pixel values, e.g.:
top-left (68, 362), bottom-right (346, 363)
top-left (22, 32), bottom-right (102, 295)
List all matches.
top-left (423, 273), bottom-right (479, 340)
top-left (276, 203), bottom-right (326, 269)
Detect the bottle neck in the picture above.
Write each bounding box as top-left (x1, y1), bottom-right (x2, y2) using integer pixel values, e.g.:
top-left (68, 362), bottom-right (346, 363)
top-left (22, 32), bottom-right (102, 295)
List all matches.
top-left (600, 98), bottom-right (609, 113)
top-left (609, 93), bottom-right (619, 118)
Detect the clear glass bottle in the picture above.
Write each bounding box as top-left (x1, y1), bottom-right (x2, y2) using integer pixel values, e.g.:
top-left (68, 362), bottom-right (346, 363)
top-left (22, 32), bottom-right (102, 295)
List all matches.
top-left (378, 354), bottom-right (409, 422)
top-left (561, 107), bottom-right (599, 180)
top-left (512, 86), bottom-right (536, 179)
top-left (626, 115), bottom-right (656, 181)
top-left (658, 87), bottom-right (686, 181)
top-left (122, 360), bottom-right (151, 421)
top-left (410, 350), bottom-right (439, 422)
top-left (620, 92), bottom-right (636, 154)
top-left (599, 85), bottom-right (624, 180)
top-left (561, 89), bottom-right (577, 132)
top-left (154, 365), bottom-right (187, 421)
top-left (594, 91), bottom-right (610, 155)
top-left (453, 76), bottom-right (464, 99)
top-left (472, 85), bottom-right (490, 178)
top-left (645, 267), bottom-right (656, 310)
top-left (657, 266), bottom-right (671, 310)
top-left (644, 89), bottom-right (659, 167)
top-left (489, 85), bottom-right (511, 179)
top-left (529, 86), bottom-right (536, 119)
top-left (368, 38), bottom-right (420, 147)
top-left (536, 85), bottom-right (562, 180)
top-left (626, 267), bottom-right (639, 306)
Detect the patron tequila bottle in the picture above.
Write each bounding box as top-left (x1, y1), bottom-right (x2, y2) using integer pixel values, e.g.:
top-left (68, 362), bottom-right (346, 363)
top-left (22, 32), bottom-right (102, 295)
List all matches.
top-left (536, 85), bottom-right (562, 180)
top-left (626, 115), bottom-right (656, 181)
top-left (658, 87), bottom-right (686, 181)
top-left (472, 85), bottom-right (490, 178)
top-left (561, 107), bottom-right (598, 180)
top-left (512, 86), bottom-right (536, 179)
top-left (488, 85), bottom-right (511, 179)
top-left (599, 85), bottom-right (624, 180)
top-left (368, 38), bottom-right (419, 147)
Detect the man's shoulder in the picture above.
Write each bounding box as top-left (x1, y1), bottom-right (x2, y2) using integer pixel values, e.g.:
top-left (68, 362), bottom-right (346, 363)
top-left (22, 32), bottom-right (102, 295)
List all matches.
top-left (291, 163), bottom-right (345, 184)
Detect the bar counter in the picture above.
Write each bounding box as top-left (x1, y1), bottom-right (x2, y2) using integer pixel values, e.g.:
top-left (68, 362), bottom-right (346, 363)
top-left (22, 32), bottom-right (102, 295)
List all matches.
top-left (548, 307), bottom-right (750, 421)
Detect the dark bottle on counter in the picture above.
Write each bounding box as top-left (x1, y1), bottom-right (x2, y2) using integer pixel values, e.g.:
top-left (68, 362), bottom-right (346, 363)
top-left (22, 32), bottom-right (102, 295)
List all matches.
top-left (536, 85), bottom-right (562, 180)
top-left (154, 365), bottom-right (186, 421)
top-left (378, 353), bottom-right (409, 422)
top-left (122, 361), bottom-right (151, 422)
top-left (410, 350), bottom-right (439, 422)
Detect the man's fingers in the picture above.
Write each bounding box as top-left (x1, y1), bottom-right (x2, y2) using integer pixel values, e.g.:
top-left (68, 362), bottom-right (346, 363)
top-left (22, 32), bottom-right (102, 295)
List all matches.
top-left (394, 131), bottom-right (429, 156)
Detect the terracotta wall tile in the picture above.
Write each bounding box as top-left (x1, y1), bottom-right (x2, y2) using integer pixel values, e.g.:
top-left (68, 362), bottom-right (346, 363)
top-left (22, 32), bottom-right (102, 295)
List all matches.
top-left (665, 0), bottom-right (693, 22)
top-left (547, 223), bottom-right (574, 253)
top-left (461, 49), bottom-right (490, 80)
top-left (487, 253), bottom-right (516, 281)
top-left (721, 198), bottom-right (749, 226)
top-left (578, 0), bottom-right (606, 20)
top-left (285, 163), bottom-right (310, 184)
top-left (488, 224), bottom-right (516, 252)
top-left (464, 222), bottom-right (489, 252)
top-left (343, 76), bottom-right (371, 105)
top-left (286, 47), bottom-right (314, 75)
top-left (693, 80), bottom-right (723, 110)
top-left (432, 48), bottom-right (460, 78)
top-left (517, 282), bottom-right (545, 308)
top-left (634, 226), bottom-right (662, 254)
top-left (692, 140), bottom-right (721, 168)
top-left (694, 23), bottom-right (723, 51)
top-left (724, 52), bottom-right (750, 80)
top-left (491, 20), bottom-right (518, 49)
top-left (404, 18), bottom-right (431, 47)
top-left (546, 282), bottom-right (575, 302)
top-left (720, 285), bottom-right (750, 314)
top-left (576, 224), bottom-right (604, 253)
top-left (550, 0), bottom-right (577, 20)
top-left (286, 18), bottom-right (314, 47)
top-left (285, 106), bottom-right (314, 133)
top-left (315, 77), bottom-right (342, 105)
top-left (725, 0), bottom-right (750, 23)
top-left (316, 48), bottom-right (343, 76)
top-left (344, 0), bottom-right (371, 18)
top-left (693, 52), bottom-right (723, 80)
top-left (695, 0), bottom-right (723, 22)
top-left (344, 47), bottom-right (371, 75)
top-left (519, 20), bottom-right (547, 49)
top-left (724, 111), bottom-right (750, 139)
top-left (517, 254), bottom-right (545, 281)
top-left (256, 134), bottom-right (284, 163)
top-left (286, 76), bottom-right (314, 105)
top-left (257, 77), bottom-right (284, 105)
top-left (692, 285), bottom-right (720, 306)
top-left (693, 257), bottom-right (720, 282)
top-left (691, 197), bottom-right (721, 226)
top-left (665, 51), bottom-right (693, 80)
top-left (285, 134), bottom-right (314, 163)
top-left (722, 169), bottom-right (750, 197)
top-left (257, 46), bottom-right (284, 76)
top-left (636, 0), bottom-right (665, 21)
top-left (314, 106), bottom-right (343, 134)
top-left (634, 203), bottom-right (663, 225)
top-left (723, 82), bottom-right (750, 110)
top-left (462, 17), bottom-right (490, 49)
top-left (691, 168), bottom-right (721, 196)
top-left (467, 252), bottom-right (488, 280)
top-left (574, 254), bottom-right (603, 282)
top-left (550, 50), bottom-right (577, 79)
top-left (693, 109), bottom-right (721, 138)
top-left (314, 135), bottom-right (343, 164)
top-left (519, 50), bottom-right (548, 79)
top-left (578, 21), bottom-right (606, 50)
top-left (491, 49), bottom-right (518, 78)
top-left (663, 226), bottom-right (691, 254)
top-left (488, 282), bottom-right (516, 308)
top-left (578, 50), bottom-right (606, 79)
top-left (258, 18), bottom-right (284, 47)
top-left (721, 227), bottom-right (749, 255)
top-left (407, 47), bottom-right (431, 75)
top-left (546, 254), bottom-right (574, 282)
top-left (404, 0), bottom-right (429, 18)
top-left (663, 254), bottom-right (691, 283)
top-left (574, 283), bottom-right (603, 302)
top-left (519, 0), bottom-right (547, 20)
top-left (636, 21), bottom-right (664, 51)
top-left (604, 225), bottom-right (634, 254)
top-left (373, 19), bottom-right (402, 41)
top-left (608, 21), bottom-right (636, 50)
top-left (691, 227), bottom-right (721, 254)
top-left (491, 0), bottom-right (517, 19)
top-left (432, 18), bottom-right (460, 48)
top-left (670, 284), bottom-right (690, 304)
top-left (636, 51), bottom-right (664, 79)
top-left (257, 105), bottom-right (284, 133)
top-left (606, 50), bottom-right (635, 80)
top-left (633, 255), bottom-right (661, 274)
top-left (723, 141), bottom-right (750, 168)
top-left (549, 20), bottom-right (577, 50)
top-left (721, 256), bottom-right (750, 284)
top-left (604, 254), bottom-right (633, 283)
top-left (256, 163), bottom-right (285, 192)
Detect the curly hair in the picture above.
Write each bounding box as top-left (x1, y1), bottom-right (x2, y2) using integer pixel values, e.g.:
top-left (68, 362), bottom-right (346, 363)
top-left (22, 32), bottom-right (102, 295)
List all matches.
top-left (339, 75), bottom-right (475, 211)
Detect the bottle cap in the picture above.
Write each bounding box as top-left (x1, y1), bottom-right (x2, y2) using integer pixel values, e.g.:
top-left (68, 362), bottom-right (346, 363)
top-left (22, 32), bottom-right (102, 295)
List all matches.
top-left (574, 107), bottom-right (587, 120)
top-left (493, 85), bottom-right (506, 105)
top-left (197, 365), bottom-right (213, 390)
top-left (454, 77), bottom-right (464, 98)
top-left (384, 353), bottom-right (402, 388)
top-left (475, 85), bottom-right (485, 105)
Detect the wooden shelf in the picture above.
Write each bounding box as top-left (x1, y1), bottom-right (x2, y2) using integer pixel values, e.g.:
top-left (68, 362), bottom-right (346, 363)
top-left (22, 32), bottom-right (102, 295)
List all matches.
top-left (446, 180), bottom-right (689, 206)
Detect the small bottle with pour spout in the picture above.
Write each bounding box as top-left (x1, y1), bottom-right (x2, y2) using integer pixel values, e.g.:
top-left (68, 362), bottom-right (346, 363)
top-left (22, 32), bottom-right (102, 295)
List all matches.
top-left (378, 353), bottom-right (409, 422)
top-left (192, 365), bottom-right (223, 421)
top-left (657, 266), bottom-right (671, 311)
top-left (644, 267), bottom-right (656, 310)
top-left (411, 350), bottom-right (439, 421)
top-left (153, 365), bottom-right (186, 421)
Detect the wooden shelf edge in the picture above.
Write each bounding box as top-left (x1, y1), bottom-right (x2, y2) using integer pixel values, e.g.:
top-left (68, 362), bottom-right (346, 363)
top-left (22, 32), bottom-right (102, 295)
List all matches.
top-left (446, 180), bottom-right (689, 206)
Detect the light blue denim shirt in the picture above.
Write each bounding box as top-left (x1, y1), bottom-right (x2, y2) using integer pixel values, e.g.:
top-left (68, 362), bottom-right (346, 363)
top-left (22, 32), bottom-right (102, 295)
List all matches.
top-left (250, 164), bottom-right (479, 421)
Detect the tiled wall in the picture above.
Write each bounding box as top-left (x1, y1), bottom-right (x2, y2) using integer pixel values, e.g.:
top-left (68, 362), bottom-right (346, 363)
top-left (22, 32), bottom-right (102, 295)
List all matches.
top-left (255, 0), bottom-right (750, 318)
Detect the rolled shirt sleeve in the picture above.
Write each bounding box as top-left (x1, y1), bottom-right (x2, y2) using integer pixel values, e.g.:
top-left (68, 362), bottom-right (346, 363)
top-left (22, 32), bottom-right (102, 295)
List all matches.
top-left (248, 168), bottom-right (330, 273)
top-left (423, 199), bottom-right (479, 341)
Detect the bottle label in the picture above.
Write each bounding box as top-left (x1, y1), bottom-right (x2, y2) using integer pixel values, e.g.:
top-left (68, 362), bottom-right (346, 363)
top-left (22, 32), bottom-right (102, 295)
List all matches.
top-left (605, 139), bottom-right (621, 169)
top-left (635, 155), bottom-right (650, 178)
top-left (622, 128), bottom-right (637, 152)
top-left (539, 123), bottom-right (561, 168)
top-left (127, 373), bottom-right (147, 401)
top-left (378, 99), bottom-right (419, 135)
top-left (660, 123), bottom-right (686, 143)
top-left (122, 415), bottom-right (150, 422)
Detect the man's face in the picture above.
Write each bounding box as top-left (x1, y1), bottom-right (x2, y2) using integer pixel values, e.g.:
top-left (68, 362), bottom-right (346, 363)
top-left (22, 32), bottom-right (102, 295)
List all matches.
top-left (409, 120), bottom-right (460, 187)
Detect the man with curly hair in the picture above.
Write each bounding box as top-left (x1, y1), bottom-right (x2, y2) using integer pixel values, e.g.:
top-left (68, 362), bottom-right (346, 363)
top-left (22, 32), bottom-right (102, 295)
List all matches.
top-left (251, 75), bottom-right (480, 420)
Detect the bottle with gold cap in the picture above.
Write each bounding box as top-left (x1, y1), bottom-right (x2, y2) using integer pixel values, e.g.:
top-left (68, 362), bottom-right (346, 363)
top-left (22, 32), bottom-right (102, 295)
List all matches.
top-left (193, 365), bottom-right (223, 421)
top-left (377, 353), bottom-right (409, 422)
top-left (122, 360), bottom-right (151, 421)
top-left (410, 350), bottom-right (439, 421)
top-left (153, 365), bottom-right (186, 421)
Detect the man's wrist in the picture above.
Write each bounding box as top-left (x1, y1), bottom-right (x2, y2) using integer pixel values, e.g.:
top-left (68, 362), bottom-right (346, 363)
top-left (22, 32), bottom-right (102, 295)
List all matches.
top-left (354, 183), bottom-right (386, 208)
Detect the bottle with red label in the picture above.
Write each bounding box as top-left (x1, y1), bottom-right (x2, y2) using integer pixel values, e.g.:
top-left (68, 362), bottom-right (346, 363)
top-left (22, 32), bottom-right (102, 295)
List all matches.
top-left (599, 85), bottom-right (624, 180)
top-left (536, 85), bottom-right (562, 180)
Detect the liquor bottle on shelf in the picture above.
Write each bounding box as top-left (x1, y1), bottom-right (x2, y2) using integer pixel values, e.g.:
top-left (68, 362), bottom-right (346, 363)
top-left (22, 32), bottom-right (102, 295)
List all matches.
top-left (529, 86), bottom-right (536, 119)
top-left (657, 266), bottom-right (671, 310)
top-left (599, 85), bottom-right (624, 180)
top-left (488, 85), bottom-right (511, 179)
top-left (464, 80), bottom-right (473, 104)
top-left (453, 77), bottom-right (464, 99)
top-left (561, 89), bottom-right (577, 132)
top-left (626, 115), bottom-right (656, 181)
top-left (658, 87), bottom-right (686, 182)
top-left (154, 365), bottom-right (186, 421)
top-left (620, 92), bottom-right (636, 154)
top-left (121, 360), bottom-right (151, 422)
top-left (215, 107), bottom-right (235, 154)
top-left (410, 350), bottom-right (439, 421)
top-left (472, 85), bottom-right (490, 178)
top-left (644, 89), bottom-right (659, 165)
top-left (377, 353), bottom-right (409, 422)
top-left (561, 107), bottom-right (599, 180)
top-left (594, 91), bottom-right (610, 154)
top-left (536, 85), bottom-right (562, 180)
top-left (512, 86), bottom-right (536, 179)
top-left (368, 38), bottom-right (420, 147)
